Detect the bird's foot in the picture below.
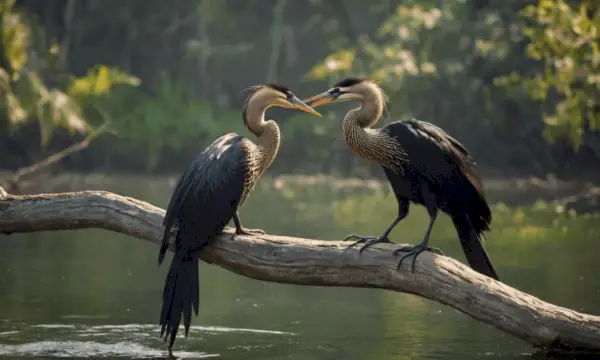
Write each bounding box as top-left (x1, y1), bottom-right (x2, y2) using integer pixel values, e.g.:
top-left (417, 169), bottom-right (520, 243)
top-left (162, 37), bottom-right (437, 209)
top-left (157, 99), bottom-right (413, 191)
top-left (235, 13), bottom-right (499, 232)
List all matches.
top-left (344, 235), bottom-right (392, 253)
top-left (167, 347), bottom-right (176, 359)
top-left (231, 227), bottom-right (265, 240)
top-left (343, 234), bottom-right (369, 242)
top-left (393, 244), bottom-right (443, 272)
top-left (238, 227), bottom-right (265, 235)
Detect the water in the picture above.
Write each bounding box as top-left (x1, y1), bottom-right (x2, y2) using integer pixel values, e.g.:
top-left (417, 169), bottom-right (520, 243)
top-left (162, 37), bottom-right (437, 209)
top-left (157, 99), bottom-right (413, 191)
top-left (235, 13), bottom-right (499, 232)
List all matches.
top-left (1, 175), bottom-right (599, 359)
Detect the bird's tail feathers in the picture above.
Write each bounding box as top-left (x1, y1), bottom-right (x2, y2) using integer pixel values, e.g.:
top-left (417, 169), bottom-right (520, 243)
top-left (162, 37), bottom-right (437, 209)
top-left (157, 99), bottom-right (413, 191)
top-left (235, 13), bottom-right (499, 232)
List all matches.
top-left (158, 224), bottom-right (174, 265)
top-left (461, 177), bottom-right (492, 235)
top-left (451, 214), bottom-right (499, 280)
top-left (159, 249), bottom-right (200, 349)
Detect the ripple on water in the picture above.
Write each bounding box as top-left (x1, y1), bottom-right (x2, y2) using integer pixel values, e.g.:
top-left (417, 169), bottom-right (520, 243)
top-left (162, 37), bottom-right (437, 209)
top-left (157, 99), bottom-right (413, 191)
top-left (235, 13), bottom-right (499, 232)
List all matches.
top-left (0, 340), bottom-right (218, 358)
top-left (0, 323), bottom-right (295, 358)
top-left (30, 323), bottom-right (294, 336)
top-left (61, 314), bottom-right (111, 320)
top-left (0, 331), bottom-right (20, 336)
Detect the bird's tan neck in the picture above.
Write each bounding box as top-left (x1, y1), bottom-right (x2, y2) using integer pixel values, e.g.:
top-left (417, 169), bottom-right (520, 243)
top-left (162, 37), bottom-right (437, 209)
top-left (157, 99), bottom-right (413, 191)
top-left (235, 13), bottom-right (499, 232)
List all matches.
top-left (343, 110), bottom-right (381, 160)
top-left (254, 121), bottom-right (281, 171)
top-left (342, 93), bottom-right (384, 151)
top-left (358, 92), bottom-right (384, 129)
top-left (343, 108), bottom-right (403, 172)
top-left (244, 100), bottom-right (281, 172)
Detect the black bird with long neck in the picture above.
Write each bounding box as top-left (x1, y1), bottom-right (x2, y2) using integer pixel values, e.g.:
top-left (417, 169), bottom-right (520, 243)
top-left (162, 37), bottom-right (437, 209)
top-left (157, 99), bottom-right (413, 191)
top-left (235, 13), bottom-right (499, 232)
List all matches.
top-left (158, 84), bottom-right (321, 355)
top-left (303, 78), bottom-right (498, 280)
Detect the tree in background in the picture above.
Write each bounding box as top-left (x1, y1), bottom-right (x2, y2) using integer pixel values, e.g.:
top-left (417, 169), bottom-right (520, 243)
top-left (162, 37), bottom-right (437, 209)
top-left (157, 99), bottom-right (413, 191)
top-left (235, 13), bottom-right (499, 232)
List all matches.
top-left (497, 0), bottom-right (600, 154)
top-left (1, 0), bottom-right (599, 181)
top-left (0, 0), bottom-right (139, 190)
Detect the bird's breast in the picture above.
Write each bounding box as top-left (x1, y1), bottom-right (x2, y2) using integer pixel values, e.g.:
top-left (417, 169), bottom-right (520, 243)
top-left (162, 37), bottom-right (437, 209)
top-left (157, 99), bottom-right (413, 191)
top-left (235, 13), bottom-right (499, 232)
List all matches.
top-left (344, 129), bottom-right (397, 161)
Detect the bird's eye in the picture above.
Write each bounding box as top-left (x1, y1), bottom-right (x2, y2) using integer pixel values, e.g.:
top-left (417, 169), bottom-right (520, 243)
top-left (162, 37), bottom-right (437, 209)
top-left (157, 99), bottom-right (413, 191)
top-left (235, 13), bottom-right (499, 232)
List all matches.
top-left (286, 92), bottom-right (293, 99)
top-left (329, 87), bottom-right (340, 94)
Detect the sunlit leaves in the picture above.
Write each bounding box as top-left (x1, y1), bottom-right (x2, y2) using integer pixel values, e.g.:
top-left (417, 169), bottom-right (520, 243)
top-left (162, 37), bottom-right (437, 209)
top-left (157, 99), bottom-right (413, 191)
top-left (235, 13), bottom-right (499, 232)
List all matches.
top-left (69, 65), bottom-right (141, 98)
top-left (34, 79), bottom-right (86, 146)
top-left (0, 2), bottom-right (140, 147)
top-left (307, 3), bottom-right (455, 91)
top-left (307, 48), bottom-right (356, 80)
top-left (0, 67), bottom-right (27, 124)
top-left (0, 0), bottom-right (28, 76)
top-left (498, 0), bottom-right (600, 149)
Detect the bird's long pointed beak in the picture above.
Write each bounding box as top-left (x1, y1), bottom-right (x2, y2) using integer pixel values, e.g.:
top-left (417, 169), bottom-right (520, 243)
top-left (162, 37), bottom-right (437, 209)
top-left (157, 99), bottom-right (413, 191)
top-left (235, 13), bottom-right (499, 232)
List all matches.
top-left (302, 92), bottom-right (335, 108)
top-left (288, 96), bottom-right (322, 117)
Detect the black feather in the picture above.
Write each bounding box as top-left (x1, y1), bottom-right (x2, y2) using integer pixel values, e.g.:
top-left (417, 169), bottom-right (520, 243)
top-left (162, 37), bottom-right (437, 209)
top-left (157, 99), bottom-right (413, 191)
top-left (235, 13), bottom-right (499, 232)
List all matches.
top-left (265, 82), bottom-right (292, 95)
top-left (159, 133), bottom-right (247, 349)
top-left (334, 78), bottom-right (368, 88)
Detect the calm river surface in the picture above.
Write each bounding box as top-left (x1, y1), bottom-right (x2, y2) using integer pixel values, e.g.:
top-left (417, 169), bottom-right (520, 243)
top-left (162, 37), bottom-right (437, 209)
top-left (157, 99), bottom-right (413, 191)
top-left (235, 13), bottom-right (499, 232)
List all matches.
top-left (1, 175), bottom-right (599, 360)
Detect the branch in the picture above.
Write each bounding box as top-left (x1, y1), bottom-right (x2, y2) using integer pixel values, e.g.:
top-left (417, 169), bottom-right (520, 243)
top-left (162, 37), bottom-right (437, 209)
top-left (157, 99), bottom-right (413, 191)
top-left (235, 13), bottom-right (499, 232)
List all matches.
top-left (1, 189), bottom-right (599, 353)
top-left (4, 123), bottom-right (109, 191)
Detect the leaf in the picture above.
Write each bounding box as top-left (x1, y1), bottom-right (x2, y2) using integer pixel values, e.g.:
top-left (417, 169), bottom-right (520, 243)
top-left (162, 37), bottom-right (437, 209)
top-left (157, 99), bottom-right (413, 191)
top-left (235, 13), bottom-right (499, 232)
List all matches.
top-left (0, 67), bottom-right (27, 125)
top-left (307, 49), bottom-right (356, 80)
top-left (68, 65), bottom-right (141, 98)
top-left (1, 0), bottom-right (28, 74)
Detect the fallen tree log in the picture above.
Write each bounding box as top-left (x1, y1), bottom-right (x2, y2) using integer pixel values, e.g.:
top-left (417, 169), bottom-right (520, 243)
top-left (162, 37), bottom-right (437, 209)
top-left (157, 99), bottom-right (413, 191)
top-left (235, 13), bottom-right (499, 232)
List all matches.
top-left (0, 188), bottom-right (599, 353)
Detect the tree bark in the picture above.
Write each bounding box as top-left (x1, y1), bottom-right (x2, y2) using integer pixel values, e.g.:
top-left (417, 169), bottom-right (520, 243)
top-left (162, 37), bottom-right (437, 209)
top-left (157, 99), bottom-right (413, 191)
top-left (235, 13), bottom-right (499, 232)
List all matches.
top-left (0, 188), bottom-right (599, 353)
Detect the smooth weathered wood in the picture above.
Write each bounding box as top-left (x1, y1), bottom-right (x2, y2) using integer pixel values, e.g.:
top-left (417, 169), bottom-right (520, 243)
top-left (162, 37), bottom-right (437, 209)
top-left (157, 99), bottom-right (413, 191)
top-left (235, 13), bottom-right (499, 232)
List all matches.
top-left (1, 188), bottom-right (599, 352)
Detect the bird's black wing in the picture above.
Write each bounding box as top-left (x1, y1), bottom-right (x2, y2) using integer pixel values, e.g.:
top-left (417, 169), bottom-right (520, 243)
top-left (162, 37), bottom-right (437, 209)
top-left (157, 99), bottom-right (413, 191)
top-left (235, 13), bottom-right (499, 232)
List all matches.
top-left (159, 132), bottom-right (247, 262)
top-left (406, 120), bottom-right (484, 193)
top-left (384, 119), bottom-right (483, 194)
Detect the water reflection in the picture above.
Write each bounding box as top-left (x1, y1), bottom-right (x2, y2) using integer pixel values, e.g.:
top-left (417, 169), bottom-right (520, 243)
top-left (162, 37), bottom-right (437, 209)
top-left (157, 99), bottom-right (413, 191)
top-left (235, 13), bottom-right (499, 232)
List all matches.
top-left (1, 176), bottom-right (599, 359)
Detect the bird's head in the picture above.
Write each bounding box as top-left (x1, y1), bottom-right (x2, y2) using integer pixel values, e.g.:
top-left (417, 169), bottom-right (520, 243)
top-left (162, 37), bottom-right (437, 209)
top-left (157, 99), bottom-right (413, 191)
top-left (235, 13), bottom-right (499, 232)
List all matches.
top-left (243, 83), bottom-right (322, 117)
top-left (302, 78), bottom-right (388, 108)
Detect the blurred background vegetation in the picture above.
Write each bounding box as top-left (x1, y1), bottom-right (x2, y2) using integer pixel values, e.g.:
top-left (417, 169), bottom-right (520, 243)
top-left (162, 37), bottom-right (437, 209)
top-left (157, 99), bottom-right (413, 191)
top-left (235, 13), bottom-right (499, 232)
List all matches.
top-left (1, 0), bottom-right (599, 181)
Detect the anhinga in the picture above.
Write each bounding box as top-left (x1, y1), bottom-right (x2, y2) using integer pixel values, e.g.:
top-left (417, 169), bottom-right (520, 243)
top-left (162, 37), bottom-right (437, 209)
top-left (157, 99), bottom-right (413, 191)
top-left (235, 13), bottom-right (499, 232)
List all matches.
top-left (303, 78), bottom-right (498, 280)
top-left (158, 83), bottom-right (321, 354)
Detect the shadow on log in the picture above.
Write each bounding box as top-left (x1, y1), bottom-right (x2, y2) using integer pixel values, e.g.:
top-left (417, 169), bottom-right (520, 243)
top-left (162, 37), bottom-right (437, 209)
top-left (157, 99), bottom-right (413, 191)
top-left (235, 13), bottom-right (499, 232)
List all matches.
top-left (1, 187), bottom-right (600, 354)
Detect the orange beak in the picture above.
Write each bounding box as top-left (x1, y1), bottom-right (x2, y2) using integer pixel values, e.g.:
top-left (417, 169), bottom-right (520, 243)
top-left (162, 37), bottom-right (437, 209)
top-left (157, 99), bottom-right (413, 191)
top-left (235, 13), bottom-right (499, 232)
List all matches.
top-left (287, 96), bottom-right (322, 117)
top-left (303, 92), bottom-right (337, 108)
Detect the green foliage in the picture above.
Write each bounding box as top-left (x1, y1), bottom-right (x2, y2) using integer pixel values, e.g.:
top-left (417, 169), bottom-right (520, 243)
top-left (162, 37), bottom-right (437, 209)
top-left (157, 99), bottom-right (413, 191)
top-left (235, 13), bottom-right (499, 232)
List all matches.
top-left (3, 1), bottom-right (600, 176)
top-left (69, 65), bottom-right (140, 99)
top-left (0, 0), bottom-right (86, 146)
top-left (496, 0), bottom-right (600, 149)
top-left (94, 75), bottom-right (245, 170)
top-left (0, 0), bottom-right (139, 147)
top-left (0, 0), bottom-right (28, 74)
top-left (307, 3), bottom-right (452, 91)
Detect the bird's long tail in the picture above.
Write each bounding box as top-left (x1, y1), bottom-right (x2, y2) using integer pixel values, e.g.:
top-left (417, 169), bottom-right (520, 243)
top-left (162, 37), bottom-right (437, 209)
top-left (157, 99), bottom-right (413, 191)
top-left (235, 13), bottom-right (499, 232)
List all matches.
top-left (159, 248), bottom-right (200, 350)
top-left (451, 214), bottom-right (499, 280)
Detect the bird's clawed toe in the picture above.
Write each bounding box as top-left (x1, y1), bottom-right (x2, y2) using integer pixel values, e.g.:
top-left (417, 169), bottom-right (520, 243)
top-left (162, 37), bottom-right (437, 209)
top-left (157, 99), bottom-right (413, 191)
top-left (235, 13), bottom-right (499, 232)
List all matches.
top-left (246, 227), bottom-right (266, 235)
top-left (358, 236), bottom-right (391, 253)
top-left (235, 227), bottom-right (265, 237)
top-left (428, 247), bottom-right (443, 256)
top-left (394, 244), bottom-right (444, 272)
top-left (342, 234), bottom-right (367, 242)
top-left (344, 235), bottom-right (373, 247)
top-left (345, 235), bottom-right (391, 252)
